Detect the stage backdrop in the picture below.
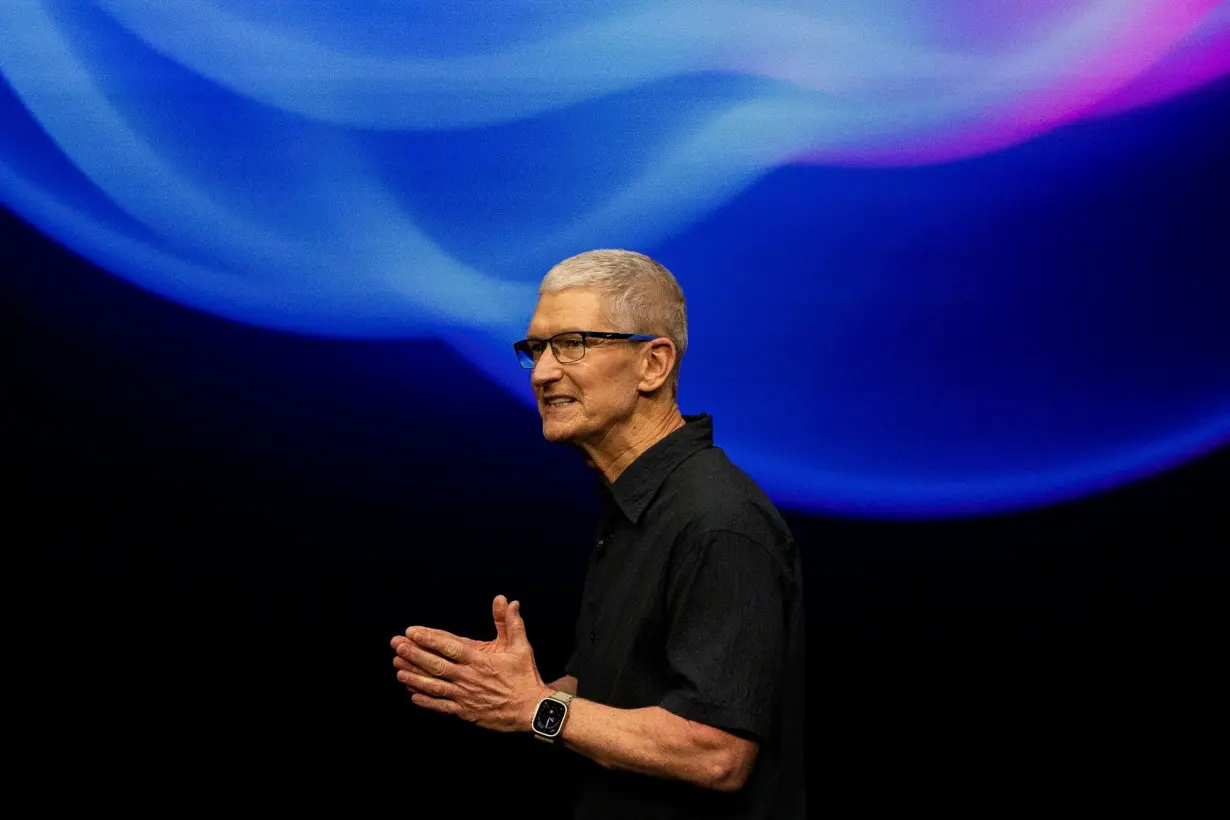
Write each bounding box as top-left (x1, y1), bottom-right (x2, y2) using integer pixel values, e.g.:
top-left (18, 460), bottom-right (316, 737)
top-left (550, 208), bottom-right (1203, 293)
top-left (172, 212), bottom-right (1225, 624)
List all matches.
top-left (3, 1), bottom-right (1228, 517)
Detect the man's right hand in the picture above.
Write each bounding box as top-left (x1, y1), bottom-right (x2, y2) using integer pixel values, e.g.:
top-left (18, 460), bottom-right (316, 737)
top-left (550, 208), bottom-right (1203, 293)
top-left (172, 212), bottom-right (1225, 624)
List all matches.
top-left (390, 594), bottom-right (517, 688)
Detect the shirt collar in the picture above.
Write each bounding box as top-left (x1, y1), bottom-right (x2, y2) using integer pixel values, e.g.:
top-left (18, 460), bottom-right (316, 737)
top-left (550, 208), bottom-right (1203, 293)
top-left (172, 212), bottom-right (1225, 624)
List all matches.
top-left (601, 413), bottom-right (714, 524)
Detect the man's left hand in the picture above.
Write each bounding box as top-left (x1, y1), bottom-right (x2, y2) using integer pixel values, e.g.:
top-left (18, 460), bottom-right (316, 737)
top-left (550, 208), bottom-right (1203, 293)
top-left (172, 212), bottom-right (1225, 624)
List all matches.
top-left (391, 597), bottom-right (550, 733)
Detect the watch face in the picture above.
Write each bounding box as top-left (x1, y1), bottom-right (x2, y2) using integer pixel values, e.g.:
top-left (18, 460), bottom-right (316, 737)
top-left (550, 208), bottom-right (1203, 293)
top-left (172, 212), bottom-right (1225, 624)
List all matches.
top-left (533, 699), bottom-right (567, 736)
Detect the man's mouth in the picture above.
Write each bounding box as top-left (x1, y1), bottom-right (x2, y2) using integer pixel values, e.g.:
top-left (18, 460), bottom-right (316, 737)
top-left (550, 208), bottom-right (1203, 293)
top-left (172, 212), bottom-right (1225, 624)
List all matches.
top-left (543, 397), bottom-right (577, 408)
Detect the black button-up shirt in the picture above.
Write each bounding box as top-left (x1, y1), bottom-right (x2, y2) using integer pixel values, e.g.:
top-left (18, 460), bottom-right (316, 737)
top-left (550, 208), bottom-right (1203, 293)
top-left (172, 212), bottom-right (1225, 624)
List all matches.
top-left (566, 414), bottom-right (806, 819)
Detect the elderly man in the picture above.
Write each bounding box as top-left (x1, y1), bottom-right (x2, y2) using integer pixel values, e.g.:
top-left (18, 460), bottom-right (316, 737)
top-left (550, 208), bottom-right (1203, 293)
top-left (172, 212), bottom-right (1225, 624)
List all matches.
top-left (391, 250), bottom-right (806, 819)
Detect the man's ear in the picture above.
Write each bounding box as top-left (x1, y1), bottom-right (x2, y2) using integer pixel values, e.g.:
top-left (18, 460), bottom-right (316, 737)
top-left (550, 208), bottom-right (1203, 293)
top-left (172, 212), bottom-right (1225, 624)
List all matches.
top-left (638, 338), bottom-right (677, 393)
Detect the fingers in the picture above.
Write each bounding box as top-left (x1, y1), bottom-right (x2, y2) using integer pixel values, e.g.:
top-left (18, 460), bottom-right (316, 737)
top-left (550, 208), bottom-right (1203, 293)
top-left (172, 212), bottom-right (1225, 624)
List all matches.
top-left (394, 648), bottom-right (457, 698)
top-left (392, 656), bottom-right (432, 676)
top-left (393, 653), bottom-right (455, 702)
top-left (404, 626), bottom-right (481, 654)
top-left (394, 640), bottom-right (462, 679)
top-left (397, 667), bottom-right (455, 700)
top-left (411, 628), bottom-right (474, 664)
top-left (492, 595), bottom-right (509, 643)
top-left (408, 692), bottom-right (462, 717)
top-left (506, 599), bottom-right (529, 645)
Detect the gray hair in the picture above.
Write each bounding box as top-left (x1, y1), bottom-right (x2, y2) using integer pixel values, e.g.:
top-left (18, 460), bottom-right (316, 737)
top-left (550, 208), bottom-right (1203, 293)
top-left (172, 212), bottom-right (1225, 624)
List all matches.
top-left (539, 249), bottom-right (688, 394)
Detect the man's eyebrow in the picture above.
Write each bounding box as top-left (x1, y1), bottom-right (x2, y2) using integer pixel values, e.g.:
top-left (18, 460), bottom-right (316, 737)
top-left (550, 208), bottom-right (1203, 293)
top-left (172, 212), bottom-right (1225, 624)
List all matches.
top-left (525, 329), bottom-right (581, 341)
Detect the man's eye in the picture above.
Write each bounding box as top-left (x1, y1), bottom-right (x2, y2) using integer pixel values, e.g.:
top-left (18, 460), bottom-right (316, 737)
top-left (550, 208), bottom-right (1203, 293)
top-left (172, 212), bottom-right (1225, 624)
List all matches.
top-left (528, 342), bottom-right (547, 356)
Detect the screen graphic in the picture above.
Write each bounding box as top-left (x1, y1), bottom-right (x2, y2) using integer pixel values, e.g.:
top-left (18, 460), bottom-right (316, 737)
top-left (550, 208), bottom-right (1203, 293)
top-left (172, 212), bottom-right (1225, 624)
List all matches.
top-left (2, 1), bottom-right (1228, 516)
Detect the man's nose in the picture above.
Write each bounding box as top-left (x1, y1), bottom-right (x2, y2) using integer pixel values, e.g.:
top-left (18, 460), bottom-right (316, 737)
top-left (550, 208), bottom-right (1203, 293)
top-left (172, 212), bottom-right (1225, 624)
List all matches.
top-left (530, 346), bottom-right (563, 387)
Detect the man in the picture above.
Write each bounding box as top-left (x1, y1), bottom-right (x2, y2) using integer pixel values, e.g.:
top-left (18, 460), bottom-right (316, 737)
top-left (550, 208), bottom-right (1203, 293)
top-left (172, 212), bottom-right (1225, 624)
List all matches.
top-left (391, 250), bottom-right (805, 818)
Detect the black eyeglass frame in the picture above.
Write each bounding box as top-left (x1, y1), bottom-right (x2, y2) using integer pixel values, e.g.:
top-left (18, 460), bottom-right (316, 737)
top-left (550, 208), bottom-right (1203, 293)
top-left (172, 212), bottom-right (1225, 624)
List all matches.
top-left (513, 330), bottom-right (659, 369)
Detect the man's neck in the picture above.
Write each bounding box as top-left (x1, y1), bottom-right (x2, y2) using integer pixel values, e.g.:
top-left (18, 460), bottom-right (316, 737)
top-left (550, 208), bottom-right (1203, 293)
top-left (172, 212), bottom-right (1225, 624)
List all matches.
top-left (582, 403), bottom-right (686, 484)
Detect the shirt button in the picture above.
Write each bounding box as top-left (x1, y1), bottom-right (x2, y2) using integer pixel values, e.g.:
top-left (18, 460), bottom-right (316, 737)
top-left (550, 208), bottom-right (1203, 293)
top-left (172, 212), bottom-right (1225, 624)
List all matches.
top-left (588, 629), bottom-right (597, 642)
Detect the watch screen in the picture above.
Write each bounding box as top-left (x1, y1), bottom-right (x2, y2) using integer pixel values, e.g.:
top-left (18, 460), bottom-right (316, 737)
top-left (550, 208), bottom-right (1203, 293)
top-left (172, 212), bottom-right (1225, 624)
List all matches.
top-left (534, 699), bottom-right (567, 735)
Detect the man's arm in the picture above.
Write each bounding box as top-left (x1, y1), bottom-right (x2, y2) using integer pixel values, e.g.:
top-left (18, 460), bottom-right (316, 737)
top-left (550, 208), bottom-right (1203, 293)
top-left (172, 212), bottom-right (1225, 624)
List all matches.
top-left (396, 588), bottom-right (764, 793)
top-left (544, 671), bottom-right (752, 790)
top-left (557, 699), bottom-right (757, 793)
top-left (397, 624), bottom-right (757, 791)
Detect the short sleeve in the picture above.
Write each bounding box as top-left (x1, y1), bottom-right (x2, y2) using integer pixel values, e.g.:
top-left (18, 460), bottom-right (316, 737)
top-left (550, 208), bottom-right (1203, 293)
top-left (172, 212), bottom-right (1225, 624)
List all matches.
top-left (658, 530), bottom-right (788, 741)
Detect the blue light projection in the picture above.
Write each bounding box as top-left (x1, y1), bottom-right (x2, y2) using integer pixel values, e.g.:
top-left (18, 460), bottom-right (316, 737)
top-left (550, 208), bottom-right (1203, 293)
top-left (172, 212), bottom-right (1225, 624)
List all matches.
top-left (1, 1), bottom-right (1228, 517)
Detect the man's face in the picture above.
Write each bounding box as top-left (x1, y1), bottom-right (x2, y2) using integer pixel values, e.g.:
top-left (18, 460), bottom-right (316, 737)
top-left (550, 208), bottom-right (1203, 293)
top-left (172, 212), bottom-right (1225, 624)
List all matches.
top-left (526, 288), bottom-right (644, 446)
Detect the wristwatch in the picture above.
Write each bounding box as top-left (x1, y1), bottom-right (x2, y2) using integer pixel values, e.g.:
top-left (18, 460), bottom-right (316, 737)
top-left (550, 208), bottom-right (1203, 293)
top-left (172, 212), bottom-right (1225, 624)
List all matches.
top-left (531, 691), bottom-right (574, 743)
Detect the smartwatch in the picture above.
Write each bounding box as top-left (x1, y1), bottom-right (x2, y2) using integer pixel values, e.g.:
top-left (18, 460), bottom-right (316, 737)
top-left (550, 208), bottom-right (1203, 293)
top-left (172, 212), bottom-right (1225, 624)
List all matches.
top-left (531, 691), bottom-right (574, 743)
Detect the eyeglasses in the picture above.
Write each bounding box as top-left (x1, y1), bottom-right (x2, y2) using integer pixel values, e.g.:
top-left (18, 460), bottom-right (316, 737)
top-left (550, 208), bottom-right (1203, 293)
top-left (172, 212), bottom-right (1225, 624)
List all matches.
top-left (513, 331), bottom-right (657, 369)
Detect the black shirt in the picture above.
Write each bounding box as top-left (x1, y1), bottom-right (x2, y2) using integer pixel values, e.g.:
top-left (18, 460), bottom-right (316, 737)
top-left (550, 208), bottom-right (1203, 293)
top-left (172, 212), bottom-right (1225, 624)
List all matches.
top-left (565, 414), bottom-right (806, 819)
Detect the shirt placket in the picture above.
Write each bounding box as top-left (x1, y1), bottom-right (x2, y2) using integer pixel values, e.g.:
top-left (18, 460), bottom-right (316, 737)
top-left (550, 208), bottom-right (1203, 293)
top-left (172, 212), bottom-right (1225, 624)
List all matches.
top-left (586, 501), bottom-right (622, 646)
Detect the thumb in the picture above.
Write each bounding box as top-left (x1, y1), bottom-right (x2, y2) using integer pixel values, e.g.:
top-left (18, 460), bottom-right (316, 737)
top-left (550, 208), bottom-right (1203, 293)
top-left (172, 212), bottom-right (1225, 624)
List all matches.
top-left (492, 595), bottom-right (509, 642)
top-left (506, 599), bottom-right (529, 645)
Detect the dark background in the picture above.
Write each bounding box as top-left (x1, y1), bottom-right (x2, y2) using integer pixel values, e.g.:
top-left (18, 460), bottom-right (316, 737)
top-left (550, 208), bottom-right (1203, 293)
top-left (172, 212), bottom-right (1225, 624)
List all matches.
top-left (4, 201), bottom-right (1225, 812)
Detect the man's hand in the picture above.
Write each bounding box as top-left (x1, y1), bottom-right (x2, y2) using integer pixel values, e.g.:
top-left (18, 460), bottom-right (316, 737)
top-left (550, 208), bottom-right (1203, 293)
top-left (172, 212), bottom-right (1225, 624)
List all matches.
top-left (390, 595), bottom-right (550, 733)
top-left (389, 594), bottom-right (511, 686)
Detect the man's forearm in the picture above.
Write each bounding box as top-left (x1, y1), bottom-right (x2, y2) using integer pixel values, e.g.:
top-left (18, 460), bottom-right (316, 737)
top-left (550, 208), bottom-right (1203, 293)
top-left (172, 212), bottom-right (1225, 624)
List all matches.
top-left (557, 699), bottom-right (746, 792)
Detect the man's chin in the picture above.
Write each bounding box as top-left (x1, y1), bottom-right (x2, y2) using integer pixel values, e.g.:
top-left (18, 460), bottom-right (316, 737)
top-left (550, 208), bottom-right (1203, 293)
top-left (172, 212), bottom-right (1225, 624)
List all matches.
top-left (540, 420), bottom-right (575, 444)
